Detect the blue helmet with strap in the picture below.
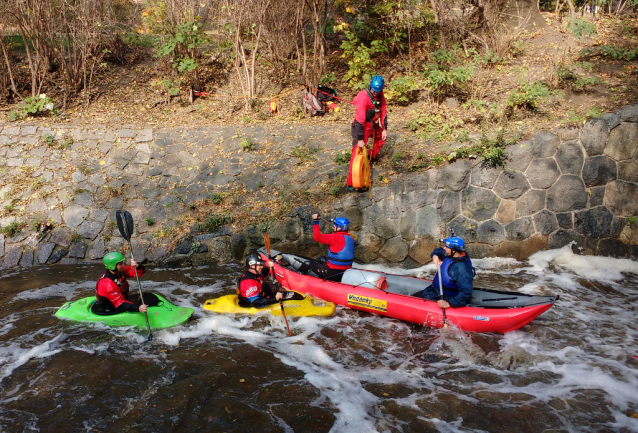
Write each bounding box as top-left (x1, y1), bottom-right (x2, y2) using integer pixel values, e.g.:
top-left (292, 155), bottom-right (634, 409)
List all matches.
top-left (442, 236), bottom-right (465, 251)
top-left (370, 75), bottom-right (384, 92)
top-left (333, 217), bottom-right (350, 231)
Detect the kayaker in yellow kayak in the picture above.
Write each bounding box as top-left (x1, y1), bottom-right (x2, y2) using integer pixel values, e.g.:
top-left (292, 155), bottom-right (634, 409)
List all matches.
top-left (237, 253), bottom-right (284, 308)
top-left (411, 237), bottom-right (475, 309)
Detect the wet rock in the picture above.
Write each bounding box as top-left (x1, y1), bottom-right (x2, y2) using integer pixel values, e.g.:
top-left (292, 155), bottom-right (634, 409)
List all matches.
top-left (547, 229), bottom-right (585, 250)
top-left (470, 161), bottom-right (502, 189)
top-left (493, 171), bottom-right (530, 200)
top-left (378, 236), bottom-right (409, 262)
top-left (465, 243), bottom-right (493, 259)
top-left (208, 237), bottom-right (232, 263)
top-left (556, 212), bottom-right (573, 229)
top-left (69, 240), bottom-right (87, 258)
top-left (3, 246), bottom-right (23, 267)
top-left (50, 227), bottom-right (73, 247)
top-left (555, 141), bottom-right (585, 175)
top-left (516, 189), bottom-right (546, 217)
top-left (589, 186), bottom-right (605, 207)
top-left (610, 217), bottom-right (627, 238)
top-left (604, 180), bottom-right (638, 217)
top-left (231, 234), bottom-right (247, 259)
top-left (521, 233), bottom-right (548, 259)
top-left (597, 238), bottom-right (630, 258)
top-left (447, 215), bottom-right (478, 243)
top-left (0, 234), bottom-right (4, 257)
top-left (443, 160), bottom-right (471, 191)
top-left (37, 243), bottom-right (55, 264)
top-left (582, 155), bottom-right (617, 187)
top-left (533, 131), bottom-right (560, 157)
top-left (525, 158), bottom-right (560, 189)
top-left (87, 236), bottom-right (105, 260)
top-left (478, 219), bottom-right (506, 245)
top-left (574, 206), bottom-right (614, 238)
top-left (546, 175), bottom-right (588, 212)
top-left (49, 248), bottom-right (69, 264)
top-left (63, 205), bottom-right (89, 229)
top-left (618, 159), bottom-right (638, 182)
top-left (492, 241), bottom-right (522, 260)
top-left (605, 122), bottom-right (638, 161)
top-left (619, 222), bottom-right (638, 245)
top-left (495, 199), bottom-right (516, 224)
top-left (505, 217), bottom-right (535, 241)
top-left (580, 118), bottom-right (609, 156)
top-left (533, 210), bottom-right (559, 235)
top-left (461, 186), bottom-right (501, 221)
top-left (20, 249), bottom-right (34, 267)
top-left (506, 140), bottom-right (537, 172)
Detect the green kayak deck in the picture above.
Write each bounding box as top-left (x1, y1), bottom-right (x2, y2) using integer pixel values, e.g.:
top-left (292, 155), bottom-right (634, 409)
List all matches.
top-left (55, 294), bottom-right (194, 330)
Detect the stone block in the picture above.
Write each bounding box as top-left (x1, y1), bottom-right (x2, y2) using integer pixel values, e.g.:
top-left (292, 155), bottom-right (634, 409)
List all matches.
top-left (371, 186), bottom-right (390, 202)
top-left (443, 160), bottom-right (471, 191)
top-left (416, 206), bottom-right (442, 238)
top-left (2, 126), bottom-right (20, 135)
top-left (605, 122), bottom-right (638, 161)
top-left (78, 220), bottom-right (104, 240)
top-left (89, 209), bottom-right (109, 222)
top-left (470, 161), bottom-right (502, 188)
top-left (412, 190), bottom-right (438, 209)
top-left (63, 205), bottom-right (90, 229)
top-left (516, 189), bottom-right (546, 217)
top-left (556, 212), bottom-right (573, 229)
top-left (37, 242), bottom-right (55, 264)
top-left (26, 199), bottom-right (48, 214)
top-left (546, 175), bottom-right (588, 212)
top-left (478, 219), bottom-right (506, 245)
top-left (604, 180), bottom-right (638, 217)
top-left (601, 112), bottom-right (620, 130)
top-left (574, 206), bottom-right (613, 238)
top-left (438, 192), bottom-right (460, 223)
top-left (136, 129), bottom-right (153, 142)
top-left (597, 238), bottom-right (630, 258)
top-left (618, 160), bottom-right (638, 182)
top-left (619, 223), bottom-right (638, 245)
top-left (526, 158), bottom-right (560, 189)
top-left (131, 239), bottom-right (149, 262)
top-left (69, 240), bottom-right (87, 258)
top-left (20, 249), bottom-right (34, 267)
top-left (50, 227), bottom-right (73, 247)
top-left (533, 210), bottom-right (558, 235)
top-left (553, 126), bottom-right (579, 141)
top-left (521, 233), bottom-right (548, 259)
top-left (589, 186), bottom-right (605, 207)
top-left (447, 215), bottom-right (478, 243)
top-left (46, 208), bottom-right (63, 225)
top-left (461, 186), bottom-right (501, 221)
top-left (7, 158), bottom-right (23, 167)
top-left (0, 233), bottom-right (3, 257)
top-left (582, 155), bottom-right (617, 187)
top-left (409, 237), bottom-right (438, 264)
top-left (492, 241), bottom-right (522, 260)
top-left (400, 209), bottom-right (417, 239)
top-left (3, 246), bottom-right (22, 267)
top-left (378, 236), bottom-right (409, 262)
top-left (533, 131), bottom-right (560, 157)
top-left (611, 217), bottom-right (627, 238)
top-left (494, 171), bottom-right (530, 200)
top-left (495, 199), bottom-right (516, 224)
top-left (555, 141), bottom-right (585, 175)
top-left (465, 243), bottom-right (493, 258)
top-left (580, 118), bottom-right (609, 156)
top-left (73, 193), bottom-right (93, 207)
top-left (117, 129), bottom-right (137, 138)
top-left (506, 140), bottom-right (537, 172)
top-left (619, 104), bottom-right (638, 122)
top-left (547, 229), bottom-right (585, 250)
top-left (505, 217), bottom-right (535, 241)
top-left (404, 173), bottom-right (429, 193)
top-left (208, 237), bottom-right (232, 263)
top-left (372, 217), bottom-right (400, 239)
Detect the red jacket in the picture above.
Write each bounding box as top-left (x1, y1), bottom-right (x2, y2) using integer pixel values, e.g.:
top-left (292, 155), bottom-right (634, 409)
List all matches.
top-left (352, 89), bottom-right (387, 141)
top-left (313, 223), bottom-right (353, 270)
top-left (95, 265), bottom-right (144, 311)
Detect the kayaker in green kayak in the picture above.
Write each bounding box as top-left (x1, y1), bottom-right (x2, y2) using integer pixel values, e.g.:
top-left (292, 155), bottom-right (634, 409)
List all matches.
top-left (94, 252), bottom-right (157, 314)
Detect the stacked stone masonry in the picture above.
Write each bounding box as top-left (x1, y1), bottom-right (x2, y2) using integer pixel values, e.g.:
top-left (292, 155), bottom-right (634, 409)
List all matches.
top-left (1, 104), bottom-right (637, 268)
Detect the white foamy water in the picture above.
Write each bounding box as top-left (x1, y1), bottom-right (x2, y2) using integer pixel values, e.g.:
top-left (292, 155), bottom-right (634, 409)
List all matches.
top-left (1, 248), bottom-right (637, 432)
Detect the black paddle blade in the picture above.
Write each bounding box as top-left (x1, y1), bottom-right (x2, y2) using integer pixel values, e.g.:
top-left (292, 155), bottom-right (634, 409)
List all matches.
top-left (116, 210), bottom-right (135, 241)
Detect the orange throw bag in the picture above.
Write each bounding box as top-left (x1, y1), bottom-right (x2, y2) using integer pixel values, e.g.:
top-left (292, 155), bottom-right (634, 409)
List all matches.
top-left (351, 146), bottom-right (370, 190)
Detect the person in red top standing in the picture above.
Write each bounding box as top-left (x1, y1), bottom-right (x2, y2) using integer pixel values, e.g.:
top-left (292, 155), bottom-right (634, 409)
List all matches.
top-left (348, 75), bottom-right (388, 191)
top-left (297, 214), bottom-right (355, 282)
top-left (94, 252), bottom-right (157, 313)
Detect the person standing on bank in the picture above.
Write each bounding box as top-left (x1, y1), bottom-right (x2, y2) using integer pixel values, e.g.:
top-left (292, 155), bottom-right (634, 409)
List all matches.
top-left (412, 237), bottom-right (475, 309)
top-left (347, 75), bottom-right (388, 191)
top-left (296, 214), bottom-right (354, 282)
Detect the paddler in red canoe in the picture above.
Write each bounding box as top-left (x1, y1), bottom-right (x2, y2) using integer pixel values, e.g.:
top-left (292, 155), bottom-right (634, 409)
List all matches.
top-left (412, 237), bottom-right (475, 309)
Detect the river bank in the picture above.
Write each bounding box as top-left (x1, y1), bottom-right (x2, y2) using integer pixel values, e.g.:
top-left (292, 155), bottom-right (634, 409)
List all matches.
top-left (1, 103), bottom-right (637, 269)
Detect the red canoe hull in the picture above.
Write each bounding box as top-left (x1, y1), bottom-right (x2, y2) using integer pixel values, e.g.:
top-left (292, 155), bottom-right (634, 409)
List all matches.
top-left (262, 253), bottom-right (555, 333)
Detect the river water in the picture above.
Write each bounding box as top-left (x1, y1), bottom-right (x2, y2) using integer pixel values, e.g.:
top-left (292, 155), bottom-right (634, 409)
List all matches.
top-left (1, 245), bottom-right (637, 433)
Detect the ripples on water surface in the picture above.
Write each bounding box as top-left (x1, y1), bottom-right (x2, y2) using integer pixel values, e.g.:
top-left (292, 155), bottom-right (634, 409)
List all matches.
top-left (1, 245), bottom-right (637, 433)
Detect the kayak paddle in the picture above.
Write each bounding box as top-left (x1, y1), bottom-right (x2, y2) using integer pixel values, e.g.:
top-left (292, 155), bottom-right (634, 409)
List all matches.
top-left (437, 262), bottom-right (448, 329)
top-left (116, 209), bottom-right (153, 341)
top-left (265, 233), bottom-right (292, 337)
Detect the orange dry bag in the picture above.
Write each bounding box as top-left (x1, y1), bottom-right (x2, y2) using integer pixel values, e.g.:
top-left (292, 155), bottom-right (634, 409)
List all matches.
top-left (351, 146), bottom-right (371, 190)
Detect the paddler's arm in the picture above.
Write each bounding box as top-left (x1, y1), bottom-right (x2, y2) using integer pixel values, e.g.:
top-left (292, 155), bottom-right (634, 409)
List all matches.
top-left (250, 291), bottom-right (283, 309)
top-left (444, 264), bottom-right (473, 308)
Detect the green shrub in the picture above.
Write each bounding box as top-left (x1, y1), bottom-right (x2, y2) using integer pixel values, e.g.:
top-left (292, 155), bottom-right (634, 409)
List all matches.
top-left (567, 16), bottom-right (597, 41)
top-left (580, 45), bottom-right (638, 61)
top-left (155, 22), bottom-right (207, 74)
top-left (145, 217), bottom-right (155, 226)
top-left (199, 214), bottom-right (233, 233)
top-left (292, 146), bottom-right (321, 164)
top-left (241, 138), bottom-right (255, 152)
top-left (453, 129), bottom-right (519, 167)
top-left (2, 221), bottom-right (27, 237)
top-left (210, 193), bottom-right (224, 205)
top-left (506, 80), bottom-right (551, 110)
top-left (9, 94), bottom-right (57, 122)
top-left (388, 76), bottom-right (421, 104)
top-left (335, 151), bottom-right (352, 166)
top-left (423, 65), bottom-right (474, 98)
top-left (340, 29), bottom-right (387, 89)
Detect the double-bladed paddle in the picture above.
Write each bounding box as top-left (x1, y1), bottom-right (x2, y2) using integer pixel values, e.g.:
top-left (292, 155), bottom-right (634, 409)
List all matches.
top-left (264, 233), bottom-right (292, 337)
top-left (116, 210), bottom-right (153, 341)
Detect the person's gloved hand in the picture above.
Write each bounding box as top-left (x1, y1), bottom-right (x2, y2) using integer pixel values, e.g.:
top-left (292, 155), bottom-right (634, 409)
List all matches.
top-left (312, 213), bottom-right (320, 221)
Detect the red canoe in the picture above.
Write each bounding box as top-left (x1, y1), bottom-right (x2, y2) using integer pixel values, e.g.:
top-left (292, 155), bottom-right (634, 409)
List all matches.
top-left (259, 248), bottom-right (557, 333)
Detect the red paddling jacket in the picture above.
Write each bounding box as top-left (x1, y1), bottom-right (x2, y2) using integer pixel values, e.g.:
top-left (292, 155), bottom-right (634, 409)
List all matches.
top-left (95, 265), bottom-right (145, 312)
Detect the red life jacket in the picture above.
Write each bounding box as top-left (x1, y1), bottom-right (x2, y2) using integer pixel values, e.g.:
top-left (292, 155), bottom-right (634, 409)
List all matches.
top-left (95, 271), bottom-right (130, 309)
top-left (237, 271), bottom-right (267, 301)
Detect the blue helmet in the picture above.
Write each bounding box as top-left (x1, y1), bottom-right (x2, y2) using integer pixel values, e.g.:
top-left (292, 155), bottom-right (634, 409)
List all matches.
top-left (370, 75), bottom-right (384, 92)
top-left (443, 236), bottom-right (465, 251)
top-left (333, 217), bottom-right (350, 231)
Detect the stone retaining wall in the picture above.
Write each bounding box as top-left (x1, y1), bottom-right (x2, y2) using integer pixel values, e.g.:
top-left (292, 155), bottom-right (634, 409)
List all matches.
top-left (0, 103), bottom-right (637, 268)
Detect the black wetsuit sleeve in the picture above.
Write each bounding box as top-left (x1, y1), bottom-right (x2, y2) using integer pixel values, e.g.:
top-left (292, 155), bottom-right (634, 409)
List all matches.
top-left (431, 248), bottom-right (445, 262)
top-left (250, 296), bottom-right (280, 309)
top-left (115, 301), bottom-right (141, 313)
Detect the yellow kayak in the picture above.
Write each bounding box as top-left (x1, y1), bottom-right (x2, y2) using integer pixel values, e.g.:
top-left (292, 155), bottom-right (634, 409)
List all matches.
top-left (203, 292), bottom-right (335, 317)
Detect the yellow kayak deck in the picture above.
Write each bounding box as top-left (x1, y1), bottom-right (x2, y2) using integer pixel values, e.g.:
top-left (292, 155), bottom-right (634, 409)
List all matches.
top-left (203, 292), bottom-right (335, 317)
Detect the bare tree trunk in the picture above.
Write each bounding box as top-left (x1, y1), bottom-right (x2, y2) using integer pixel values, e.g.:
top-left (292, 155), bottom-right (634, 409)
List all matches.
top-left (0, 37), bottom-right (22, 100)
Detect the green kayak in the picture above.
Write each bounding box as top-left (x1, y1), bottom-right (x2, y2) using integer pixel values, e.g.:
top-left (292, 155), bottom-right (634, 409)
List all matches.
top-left (55, 294), bottom-right (194, 330)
